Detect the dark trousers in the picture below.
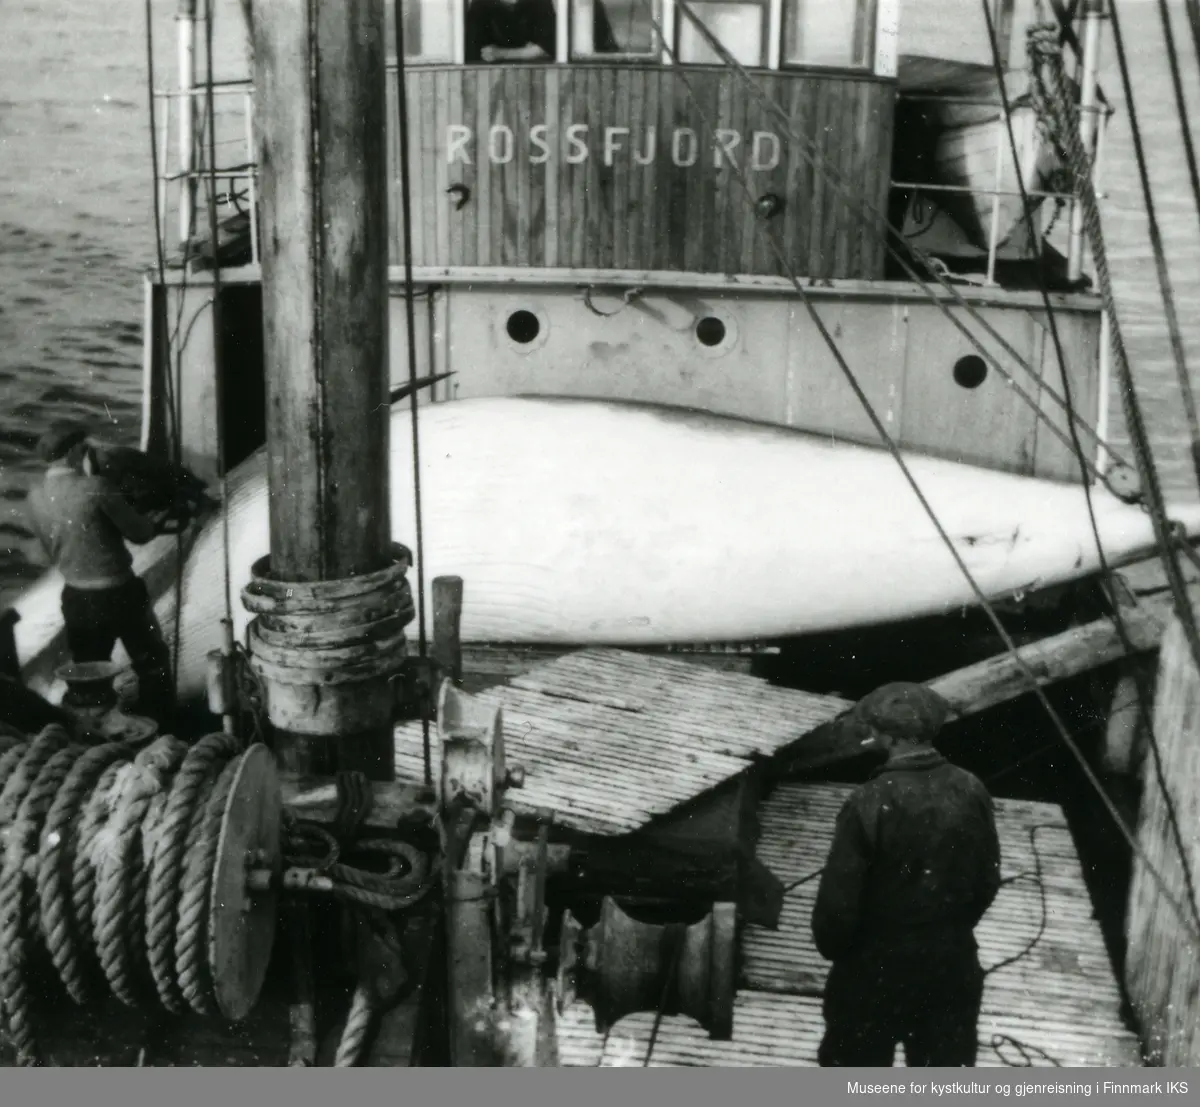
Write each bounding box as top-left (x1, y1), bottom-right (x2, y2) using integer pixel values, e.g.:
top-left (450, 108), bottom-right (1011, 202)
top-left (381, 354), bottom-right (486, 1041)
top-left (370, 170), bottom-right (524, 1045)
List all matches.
top-left (819, 944), bottom-right (984, 1067)
top-left (61, 577), bottom-right (175, 721)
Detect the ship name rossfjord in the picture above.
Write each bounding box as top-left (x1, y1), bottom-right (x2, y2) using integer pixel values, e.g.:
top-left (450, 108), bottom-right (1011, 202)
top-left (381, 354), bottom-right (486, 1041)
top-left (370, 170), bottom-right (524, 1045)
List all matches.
top-left (444, 123), bottom-right (783, 170)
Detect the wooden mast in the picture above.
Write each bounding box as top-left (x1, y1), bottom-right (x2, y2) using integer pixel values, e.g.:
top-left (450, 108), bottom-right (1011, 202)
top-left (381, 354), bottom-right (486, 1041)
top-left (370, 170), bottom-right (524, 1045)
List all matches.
top-left (248, 0), bottom-right (395, 779)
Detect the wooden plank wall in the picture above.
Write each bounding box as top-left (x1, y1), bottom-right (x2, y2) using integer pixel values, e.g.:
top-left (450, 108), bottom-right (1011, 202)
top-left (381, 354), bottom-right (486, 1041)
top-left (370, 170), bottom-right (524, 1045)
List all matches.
top-left (388, 66), bottom-right (894, 279)
top-left (1126, 610), bottom-right (1200, 1065)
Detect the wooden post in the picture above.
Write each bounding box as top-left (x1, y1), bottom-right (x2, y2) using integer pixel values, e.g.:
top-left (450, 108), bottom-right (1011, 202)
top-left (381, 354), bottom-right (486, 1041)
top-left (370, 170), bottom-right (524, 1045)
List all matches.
top-left (250, 0), bottom-right (393, 778)
top-left (1100, 658), bottom-right (1154, 776)
top-left (432, 576), bottom-right (464, 687)
top-left (1126, 608), bottom-right (1200, 1064)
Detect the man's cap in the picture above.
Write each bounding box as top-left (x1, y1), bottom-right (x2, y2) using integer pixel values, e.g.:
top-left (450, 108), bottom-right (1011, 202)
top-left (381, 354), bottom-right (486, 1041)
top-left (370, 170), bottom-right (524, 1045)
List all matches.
top-left (854, 682), bottom-right (950, 742)
top-left (35, 422), bottom-right (89, 463)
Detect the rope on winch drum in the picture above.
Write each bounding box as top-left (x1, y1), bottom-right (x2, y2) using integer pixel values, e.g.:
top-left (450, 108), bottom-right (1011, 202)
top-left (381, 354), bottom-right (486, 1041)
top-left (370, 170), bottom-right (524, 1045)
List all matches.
top-left (0, 730), bottom-right (248, 1064)
top-left (656, 2), bottom-right (1200, 954)
top-left (0, 729), bottom-right (434, 1067)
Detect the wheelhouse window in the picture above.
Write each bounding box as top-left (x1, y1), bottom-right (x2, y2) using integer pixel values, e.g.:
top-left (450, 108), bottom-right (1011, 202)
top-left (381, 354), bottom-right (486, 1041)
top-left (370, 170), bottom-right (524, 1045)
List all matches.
top-left (783, 0), bottom-right (876, 68)
top-left (572, 0), bottom-right (659, 59)
top-left (676, 0), bottom-right (768, 67)
top-left (397, 0), bottom-right (455, 62)
top-left (466, 0), bottom-right (559, 63)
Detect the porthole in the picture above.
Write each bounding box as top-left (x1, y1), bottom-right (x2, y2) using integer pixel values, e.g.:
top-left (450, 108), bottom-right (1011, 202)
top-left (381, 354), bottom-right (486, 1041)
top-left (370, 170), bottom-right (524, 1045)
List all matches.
top-left (953, 354), bottom-right (988, 390)
top-left (506, 309), bottom-right (541, 345)
top-left (696, 316), bottom-right (727, 347)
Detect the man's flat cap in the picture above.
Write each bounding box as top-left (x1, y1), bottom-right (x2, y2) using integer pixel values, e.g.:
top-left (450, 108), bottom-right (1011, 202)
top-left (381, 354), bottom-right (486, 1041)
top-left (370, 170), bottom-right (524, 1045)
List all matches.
top-left (855, 681), bottom-right (951, 741)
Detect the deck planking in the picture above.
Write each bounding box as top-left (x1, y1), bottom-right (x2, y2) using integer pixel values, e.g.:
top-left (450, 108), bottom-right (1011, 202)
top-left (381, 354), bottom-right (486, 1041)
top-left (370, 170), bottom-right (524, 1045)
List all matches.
top-left (392, 647), bottom-right (849, 836)
top-left (556, 782), bottom-right (1143, 1068)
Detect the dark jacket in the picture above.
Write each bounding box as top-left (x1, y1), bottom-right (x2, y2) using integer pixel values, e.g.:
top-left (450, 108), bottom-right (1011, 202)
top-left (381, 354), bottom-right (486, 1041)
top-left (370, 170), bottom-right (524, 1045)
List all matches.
top-left (811, 749), bottom-right (1001, 963)
top-left (27, 465), bottom-right (157, 590)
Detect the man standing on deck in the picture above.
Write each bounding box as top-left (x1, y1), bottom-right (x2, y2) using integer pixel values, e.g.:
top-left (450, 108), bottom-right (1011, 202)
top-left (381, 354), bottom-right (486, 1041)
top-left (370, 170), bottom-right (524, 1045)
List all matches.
top-left (811, 682), bottom-right (1001, 1067)
top-left (26, 422), bottom-right (176, 723)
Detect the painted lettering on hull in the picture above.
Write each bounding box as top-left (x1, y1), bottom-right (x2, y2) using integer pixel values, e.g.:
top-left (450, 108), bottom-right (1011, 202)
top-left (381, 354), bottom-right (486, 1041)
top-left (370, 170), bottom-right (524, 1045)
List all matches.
top-left (445, 124), bottom-right (782, 171)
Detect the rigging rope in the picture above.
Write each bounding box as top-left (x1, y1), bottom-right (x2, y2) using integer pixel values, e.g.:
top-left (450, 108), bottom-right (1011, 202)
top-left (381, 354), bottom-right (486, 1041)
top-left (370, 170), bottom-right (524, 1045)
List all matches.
top-left (393, 0), bottom-right (433, 787)
top-left (644, 6), bottom-right (1132, 488)
top-left (1028, 18), bottom-right (1200, 934)
top-left (661, 2), bottom-right (1200, 953)
top-left (1155, 0), bottom-right (1200, 267)
top-left (1110, 0), bottom-right (1200, 497)
top-left (142, 0), bottom-right (187, 699)
top-left (1184, 0), bottom-right (1200, 114)
top-left (202, 0), bottom-right (236, 649)
top-left (1004, 6), bottom-right (1200, 940)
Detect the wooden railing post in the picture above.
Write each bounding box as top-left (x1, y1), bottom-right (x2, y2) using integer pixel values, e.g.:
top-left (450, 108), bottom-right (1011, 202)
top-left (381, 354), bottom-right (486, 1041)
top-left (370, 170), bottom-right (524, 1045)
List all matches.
top-left (431, 576), bottom-right (464, 687)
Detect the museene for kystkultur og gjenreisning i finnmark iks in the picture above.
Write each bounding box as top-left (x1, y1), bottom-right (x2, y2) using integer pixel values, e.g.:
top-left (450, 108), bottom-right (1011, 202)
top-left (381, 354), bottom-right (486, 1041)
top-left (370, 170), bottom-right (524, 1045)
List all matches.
top-left (846, 1078), bottom-right (1191, 1097)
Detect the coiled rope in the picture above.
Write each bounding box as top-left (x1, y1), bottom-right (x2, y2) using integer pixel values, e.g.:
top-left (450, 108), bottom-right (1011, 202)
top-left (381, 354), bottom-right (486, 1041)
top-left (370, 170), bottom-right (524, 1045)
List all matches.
top-left (0, 730), bottom-right (435, 1067)
top-left (0, 729), bottom-right (246, 1065)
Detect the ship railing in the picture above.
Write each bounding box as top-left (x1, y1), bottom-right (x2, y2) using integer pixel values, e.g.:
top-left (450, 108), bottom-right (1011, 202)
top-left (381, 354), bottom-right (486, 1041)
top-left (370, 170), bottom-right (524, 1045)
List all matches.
top-left (151, 79), bottom-right (258, 271)
top-left (892, 89), bottom-right (1110, 286)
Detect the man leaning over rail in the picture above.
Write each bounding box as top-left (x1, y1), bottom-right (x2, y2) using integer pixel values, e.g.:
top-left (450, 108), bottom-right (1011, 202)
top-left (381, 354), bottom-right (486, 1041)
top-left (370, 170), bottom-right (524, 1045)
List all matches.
top-left (26, 421), bottom-right (176, 724)
top-left (811, 682), bottom-right (1001, 1067)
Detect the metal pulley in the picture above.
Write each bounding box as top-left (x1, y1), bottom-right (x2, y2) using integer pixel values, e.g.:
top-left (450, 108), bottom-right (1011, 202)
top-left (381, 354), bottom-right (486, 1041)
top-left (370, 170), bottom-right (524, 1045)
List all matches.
top-left (557, 897), bottom-right (737, 1041)
top-left (437, 678), bottom-right (523, 819)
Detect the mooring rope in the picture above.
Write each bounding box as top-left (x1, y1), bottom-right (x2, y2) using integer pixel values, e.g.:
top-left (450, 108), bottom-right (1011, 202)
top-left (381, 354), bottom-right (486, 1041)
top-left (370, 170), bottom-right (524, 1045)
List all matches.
top-left (334, 986), bottom-right (376, 1068)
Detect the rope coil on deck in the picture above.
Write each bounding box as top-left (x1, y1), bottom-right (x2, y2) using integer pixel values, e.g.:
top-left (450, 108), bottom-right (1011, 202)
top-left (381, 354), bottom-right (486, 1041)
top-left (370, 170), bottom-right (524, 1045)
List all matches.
top-left (0, 727), bottom-right (251, 1065)
top-left (241, 553), bottom-right (411, 736)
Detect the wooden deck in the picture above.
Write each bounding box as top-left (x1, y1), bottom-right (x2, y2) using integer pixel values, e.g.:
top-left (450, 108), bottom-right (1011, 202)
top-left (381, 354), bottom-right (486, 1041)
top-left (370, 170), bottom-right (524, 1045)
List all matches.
top-left (393, 647), bottom-right (850, 836)
top-left (555, 782), bottom-right (1144, 1068)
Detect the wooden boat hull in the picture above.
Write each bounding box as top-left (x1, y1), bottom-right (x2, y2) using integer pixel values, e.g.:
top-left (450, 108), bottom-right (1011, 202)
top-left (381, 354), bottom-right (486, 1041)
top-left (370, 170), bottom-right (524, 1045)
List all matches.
top-left (934, 103), bottom-right (1055, 250)
top-left (13, 397), bottom-right (1200, 703)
